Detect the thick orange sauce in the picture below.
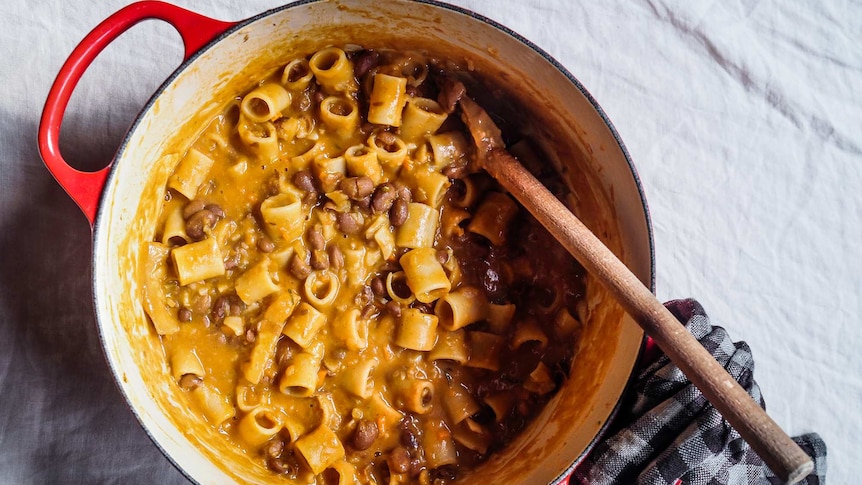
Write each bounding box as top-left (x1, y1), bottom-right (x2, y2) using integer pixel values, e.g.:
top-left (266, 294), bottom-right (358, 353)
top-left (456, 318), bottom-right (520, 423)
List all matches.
top-left (143, 47), bottom-right (586, 484)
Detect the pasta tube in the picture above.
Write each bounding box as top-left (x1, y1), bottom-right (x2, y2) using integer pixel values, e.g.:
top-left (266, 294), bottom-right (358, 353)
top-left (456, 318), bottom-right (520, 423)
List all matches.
top-left (240, 83), bottom-right (291, 123)
top-left (171, 237), bottom-right (225, 286)
top-left (167, 148), bottom-right (214, 199)
top-left (399, 248), bottom-right (450, 304)
top-left (294, 425), bottom-right (346, 475)
top-left (309, 47), bottom-right (357, 94)
top-left (367, 73), bottom-right (407, 126)
top-left (435, 286), bottom-right (488, 331)
top-left (394, 308), bottom-right (438, 351)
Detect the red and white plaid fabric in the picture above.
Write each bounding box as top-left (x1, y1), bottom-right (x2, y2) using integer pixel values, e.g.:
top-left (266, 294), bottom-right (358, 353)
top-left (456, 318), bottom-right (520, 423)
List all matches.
top-left (569, 299), bottom-right (827, 485)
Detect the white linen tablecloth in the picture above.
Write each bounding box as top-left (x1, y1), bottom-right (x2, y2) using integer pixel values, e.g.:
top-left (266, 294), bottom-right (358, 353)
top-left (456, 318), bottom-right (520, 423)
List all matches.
top-left (1, 0), bottom-right (857, 483)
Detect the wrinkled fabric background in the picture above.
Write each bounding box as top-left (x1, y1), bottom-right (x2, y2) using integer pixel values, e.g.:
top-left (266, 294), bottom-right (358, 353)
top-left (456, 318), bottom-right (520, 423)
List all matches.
top-left (1, 1), bottom-right (857, 483)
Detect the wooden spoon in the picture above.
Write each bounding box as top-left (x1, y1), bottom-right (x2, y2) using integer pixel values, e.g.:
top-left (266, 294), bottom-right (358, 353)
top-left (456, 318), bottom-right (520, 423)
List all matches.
top-left (454, 86), bottom-right (814, 484)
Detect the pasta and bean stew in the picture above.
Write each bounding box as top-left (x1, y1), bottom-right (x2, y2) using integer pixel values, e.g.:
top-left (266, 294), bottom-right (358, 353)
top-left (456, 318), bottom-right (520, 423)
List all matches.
top-left (143, 46), bottom-right (587, 484)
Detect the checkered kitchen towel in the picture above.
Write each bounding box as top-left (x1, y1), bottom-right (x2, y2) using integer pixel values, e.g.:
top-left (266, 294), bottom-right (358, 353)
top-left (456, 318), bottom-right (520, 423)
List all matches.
top-left (570, 299), bottom-right (827, 485)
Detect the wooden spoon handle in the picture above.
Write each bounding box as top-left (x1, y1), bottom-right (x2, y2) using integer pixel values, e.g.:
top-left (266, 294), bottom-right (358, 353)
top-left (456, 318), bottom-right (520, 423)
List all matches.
top-left (483, 148), bottom-right (813, 484)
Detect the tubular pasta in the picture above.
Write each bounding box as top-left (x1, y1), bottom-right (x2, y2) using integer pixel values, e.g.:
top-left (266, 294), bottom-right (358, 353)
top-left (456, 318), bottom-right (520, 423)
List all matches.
top-left (367, 393), bottom-right (404, 433)
top-left (443, 384), bottom-right (480, 425)
top-left (485, 302), bottom-right (516, 333)
top-left (236, 383), bottom-right (266, 413)
top-left (191, 383), bottom-right (234, 426)
top-left (240, 83), bottom-right (291, 123)
top-left (452, 418), bottom-right (491, 455)
top-left (279, 351), bottom-right (321, 397)
top-left (312, 155), bottom-right (347, 193)
top-left (168, 148), bottom-right (214, 199)
top-left (399, 248), bottom-right (451, 304)
top-left (394, 308), bottom-right (438, 351)
top-left (171, 237), bottom-right (225, 286)
top-left (331, 308), bottom-right (368, 351)
top-left (367, 73), bottom-right (408, 126)
top-left (467, 192), bottom-right (519, 246)
top-left (170, 345), bottom-right (204, 381)
top-left (142, 242), bottom-right (180, 335)
top-left (294, 424), bottom-right (346, 475)
top-left (465, 331), bottom-right (504, 371)
top-left (524, 361), bottom-right (556, 395)
top-left (395, 203), bottom-right (439, 249)
top-left (412, 170), bottom-right (450, 208)
top-left (320, 96), bottom-right (359, 139)
top-left (238, 405), bottom-right (282, 447)
top-left (235, 258), bottom-right (279, 305)
top-left (308, 47), bottom-right (357, 95)
top-left (421, 418), bottom-right (457, 468)
top-left (237, 116), bottom-right (279, 161)
top-left (395, 378), bottom-right (434, 414)
top-left (483, 392), bottom-right (515, 423)
top-left (283, 302), bottom-right (327, 348)
top-left (341, 357), bottom-right (376, 399)
top-left (243, 291), bottom-right (299, 384)
top-left (281, 58), bottom-right (313, 91)
top-left (260, 192), bottom-right (305, 243)
top-left (160, 205), bottom-right (189, 245)
top-left (428, 330), bottom-right (468, 364)
top-left (427, 131), bottom-right (467, 170)
top-left (324, 460), bottom-right (358, 485)
top-left (344, 144), bottom-right (382, 184)
top-left (386, 271), bottom-right (415, 305)
top-left (368, 131), bottom-right (408, 166)
top-left (510, 318), bottom-right (549, 350)
top-left (303, 270), bottom-right (340, 309)
top-left (435, 286), bottom-right (487, 331)
top-left (554, 307), bottom-right (581, 337)
top-left (399, 97), bottom-right (447, 142)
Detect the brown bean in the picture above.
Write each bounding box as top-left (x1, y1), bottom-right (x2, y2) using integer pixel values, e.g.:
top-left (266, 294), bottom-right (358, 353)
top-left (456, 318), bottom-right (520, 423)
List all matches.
top-left (275, 338), bottom-right (295, 368)
top-left (328, 245), bottom-right (344, 270)
top-left (186, 209), bottom-right (217, 240)
top-left (293, 170), bottom-right (317, 193)
top-left (245, 328), bottom-right (257, 344)
top-left (350, 419), bottom-right (379, 450)
top-left (353, 49), bottom-right (380, 78)
top-left (336, 211), bottom-right (363, 235)
top-left (182, 199), bottom-right (206, 219)
top-left (370, 275), bottom-right (386, 297)
top-left (177, 307), bottom-right (192, 323)
top-left (390, 198), bottom-right (408, 227)
top-left (442, 158), bottom-right (468, 179)
top-left (385, 300), bottom-right (402, 318)
top-left (400, 415), bottom-right (421, 450)
top-left (263, 439), bottom-right (285, 459)
top-left (306, 226), bottom-right (325, 251)
top-left (340, 176), bottom-right (375, 200)
top-left (396, 184), bottom-right (413, 203)
top-left (257, 236), bottom-right (276, 253)
top-left (289, 253), bottom-right (312, 280)
top-left (371, 183), bottom-right (397, 213)
top-left (266, 456), bottom-right (291, 474)
top-left (376, 130), bottom-right (398, 147)
top-left (178, 373), bottom-right (202, 391)
top-left (310, 249), bottom-right (330, 270)
top-left (205, 203), bottom-right (226, 220)
top-left (388, 447), bottom-right (411, 474)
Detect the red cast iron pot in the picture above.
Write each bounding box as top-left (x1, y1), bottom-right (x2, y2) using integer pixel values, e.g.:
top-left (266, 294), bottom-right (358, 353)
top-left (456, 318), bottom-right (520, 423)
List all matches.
top-left (39, 1), bottom-right (654, 483)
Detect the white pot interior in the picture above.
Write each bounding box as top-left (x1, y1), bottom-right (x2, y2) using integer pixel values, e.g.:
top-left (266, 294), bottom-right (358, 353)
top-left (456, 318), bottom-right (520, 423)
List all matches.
top-left (93, 1), bottom-right (652, 483)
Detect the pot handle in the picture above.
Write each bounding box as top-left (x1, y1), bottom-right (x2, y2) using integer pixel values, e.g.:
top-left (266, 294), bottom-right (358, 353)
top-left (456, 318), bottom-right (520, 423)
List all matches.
top-left (38, 1), bottom-right (236, 226)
